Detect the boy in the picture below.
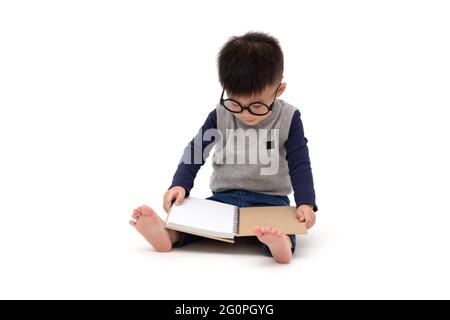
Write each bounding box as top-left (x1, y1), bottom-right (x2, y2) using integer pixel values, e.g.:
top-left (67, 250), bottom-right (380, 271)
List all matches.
top-left (130, 32), bottom-right (317, 264)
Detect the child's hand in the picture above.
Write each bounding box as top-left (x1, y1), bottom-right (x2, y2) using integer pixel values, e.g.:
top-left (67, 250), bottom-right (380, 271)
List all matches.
top-left (163, 186), bottom-right (186, 213)
top-left (296, 204), bottom-right (316, 229)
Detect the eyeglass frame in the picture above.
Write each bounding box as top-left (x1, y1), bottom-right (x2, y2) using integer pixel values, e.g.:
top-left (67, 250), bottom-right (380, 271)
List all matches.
top-left (220, 81), bottom-right (283, 116)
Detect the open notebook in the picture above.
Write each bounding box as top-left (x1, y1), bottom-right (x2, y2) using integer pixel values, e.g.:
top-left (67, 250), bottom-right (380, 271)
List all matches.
top-left (164, 197), bottom-right (307, 243)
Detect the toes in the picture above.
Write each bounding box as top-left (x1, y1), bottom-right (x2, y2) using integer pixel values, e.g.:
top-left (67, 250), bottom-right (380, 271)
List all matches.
top-left (139, 205), bottom-right (155, 216)
top-left (261, 227), bottom-right (272, 234)
top-left (132, 209), bottom-right (141, 219)
top-left (254, 226), bottom-right (262, 237)
top-left (258, 227), bottom-right (281, 236)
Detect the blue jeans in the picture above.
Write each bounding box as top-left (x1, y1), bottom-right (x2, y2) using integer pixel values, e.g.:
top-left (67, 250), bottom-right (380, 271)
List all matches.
top-left (172, 189), bottom-right (296, 257)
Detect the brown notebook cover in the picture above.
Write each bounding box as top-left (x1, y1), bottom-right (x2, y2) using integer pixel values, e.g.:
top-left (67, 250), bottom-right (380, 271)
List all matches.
top-left (237, 206), bottom-right (308, 237)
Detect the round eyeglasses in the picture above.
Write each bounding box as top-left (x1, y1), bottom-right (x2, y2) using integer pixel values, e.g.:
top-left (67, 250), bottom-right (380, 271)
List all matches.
top-left (220, 83), bottom-right (282, 116)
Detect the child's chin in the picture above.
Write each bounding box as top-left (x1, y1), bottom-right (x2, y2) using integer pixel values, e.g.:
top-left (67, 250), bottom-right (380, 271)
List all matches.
top-left (240, 118), bottom-right (258, 125)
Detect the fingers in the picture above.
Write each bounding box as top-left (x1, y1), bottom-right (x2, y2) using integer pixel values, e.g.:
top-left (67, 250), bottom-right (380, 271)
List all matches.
top-left (163, 192), bottom-right (175, 213)
top-left (297, 205), bottom-right (317, 229)
top-left (163, 186), bottom-right (187, 213)
top-left (297, 210), bottom-right (305, 222)
top-left (305, 213), bottom-right (316, 229)
top-left (174, 190), bottom-right (185, 206)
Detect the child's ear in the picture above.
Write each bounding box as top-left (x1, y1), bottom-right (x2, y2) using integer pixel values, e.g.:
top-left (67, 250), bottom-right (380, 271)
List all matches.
top-left (277, 82), bottom-right (287, 97)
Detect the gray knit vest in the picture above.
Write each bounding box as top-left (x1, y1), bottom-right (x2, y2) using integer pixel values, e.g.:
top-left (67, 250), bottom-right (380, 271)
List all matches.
top-left (209, 98), bottom-right (298, 196)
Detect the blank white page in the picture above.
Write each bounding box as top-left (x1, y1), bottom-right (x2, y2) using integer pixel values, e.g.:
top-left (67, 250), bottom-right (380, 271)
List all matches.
top-left (166, 197), bottom-right (238, 238)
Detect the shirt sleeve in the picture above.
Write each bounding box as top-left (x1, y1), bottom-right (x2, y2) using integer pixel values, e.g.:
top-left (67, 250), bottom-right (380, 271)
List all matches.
top-left (169, 109), bottom-right (218, 196)
top-left (285, 110), bottom-right (318, 211)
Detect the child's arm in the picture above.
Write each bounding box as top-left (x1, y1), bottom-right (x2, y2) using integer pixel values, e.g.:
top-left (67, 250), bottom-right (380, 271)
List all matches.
top-left (164, 110), bottom-right (218, 211)
top-left (285, 110), bottom-right (317, 228)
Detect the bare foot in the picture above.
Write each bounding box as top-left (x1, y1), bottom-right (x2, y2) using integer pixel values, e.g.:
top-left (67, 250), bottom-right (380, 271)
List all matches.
top-left (129, 205), bottom-right (174, 252)
top-left (254, 226), bottom-right (293, 264)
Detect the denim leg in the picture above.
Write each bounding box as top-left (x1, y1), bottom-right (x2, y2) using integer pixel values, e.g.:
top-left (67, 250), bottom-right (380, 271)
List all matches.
top-left (172, 232), bottom-right (202, 248)
top-left (206, 191), bottom-right (241, 207)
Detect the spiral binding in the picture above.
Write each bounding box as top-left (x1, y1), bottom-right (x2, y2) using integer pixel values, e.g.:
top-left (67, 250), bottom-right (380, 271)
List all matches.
top-left (233, 208), bottom-right (239, 235)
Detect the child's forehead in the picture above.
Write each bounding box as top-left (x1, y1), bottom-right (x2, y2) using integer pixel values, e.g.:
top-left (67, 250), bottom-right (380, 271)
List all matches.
top-left (231, 92), bottom-right (264, 100)
top-left (228, 86), bottom-right (273, 100)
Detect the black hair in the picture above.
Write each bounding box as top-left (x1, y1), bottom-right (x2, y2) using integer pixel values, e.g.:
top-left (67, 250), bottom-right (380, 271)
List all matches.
top-left (217, 31), bottom-right (284, 97)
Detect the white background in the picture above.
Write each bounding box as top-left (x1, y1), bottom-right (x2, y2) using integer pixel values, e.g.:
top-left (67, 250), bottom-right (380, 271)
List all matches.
top-left (1, 0), bottom-right (449, 299)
